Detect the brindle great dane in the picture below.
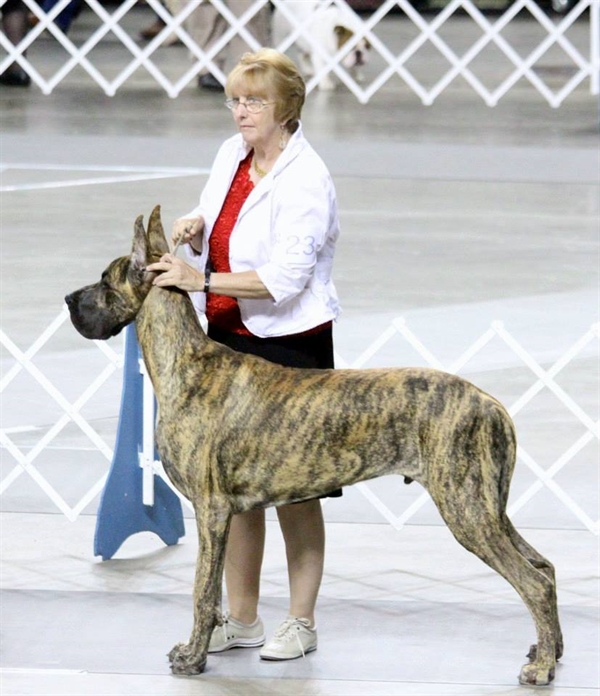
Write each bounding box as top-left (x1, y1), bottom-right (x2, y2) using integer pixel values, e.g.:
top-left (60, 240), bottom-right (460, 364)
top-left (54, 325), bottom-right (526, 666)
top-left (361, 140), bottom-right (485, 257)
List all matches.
top-left (65, 206), bottom-right (562, 685)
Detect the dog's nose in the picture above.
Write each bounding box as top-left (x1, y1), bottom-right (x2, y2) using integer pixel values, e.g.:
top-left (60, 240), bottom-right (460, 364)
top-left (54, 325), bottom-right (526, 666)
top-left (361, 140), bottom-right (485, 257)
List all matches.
top-left (64, 293), bottom-right (74, 307)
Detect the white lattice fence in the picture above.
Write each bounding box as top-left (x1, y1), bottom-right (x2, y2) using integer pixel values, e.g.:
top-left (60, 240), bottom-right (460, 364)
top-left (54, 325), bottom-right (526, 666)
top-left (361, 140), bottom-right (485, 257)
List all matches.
top-left (336, 318), bottom-right (599, 533)
top-left (1, 307), bottom-right (598, 533)
top-left (0, 311), bottom-right (122, 520)
top-left (0, 0), bottom-right (598, 104)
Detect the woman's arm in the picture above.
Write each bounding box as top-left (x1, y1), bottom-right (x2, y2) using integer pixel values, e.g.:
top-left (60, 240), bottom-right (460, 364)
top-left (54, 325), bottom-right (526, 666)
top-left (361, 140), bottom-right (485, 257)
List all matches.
top-left (208, 269), bottom-right (273, 300)
top-left (146, 255), bottom-right (274, 300)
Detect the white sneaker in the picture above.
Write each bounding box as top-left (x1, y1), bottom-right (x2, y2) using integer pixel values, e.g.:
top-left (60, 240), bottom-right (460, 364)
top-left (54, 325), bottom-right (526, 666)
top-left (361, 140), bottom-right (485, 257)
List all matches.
top-left (259, 616), bottom-right (317, 660)
top-left (208, 613), bottom-right (266, 653)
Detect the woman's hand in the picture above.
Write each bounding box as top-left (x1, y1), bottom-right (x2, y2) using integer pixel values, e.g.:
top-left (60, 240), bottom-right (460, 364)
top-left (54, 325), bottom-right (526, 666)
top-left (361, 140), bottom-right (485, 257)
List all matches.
top-left (146, 254), bottom-right (203, 292)
top-left (172, 216), bottom-right (205, 252)
top-left (146, 256), bottom-right (274, 301)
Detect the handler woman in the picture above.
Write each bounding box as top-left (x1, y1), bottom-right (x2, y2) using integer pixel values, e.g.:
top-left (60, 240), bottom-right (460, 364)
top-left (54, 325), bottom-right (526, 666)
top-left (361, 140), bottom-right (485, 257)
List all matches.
top-left (147, 48), bottom-right (341, 661)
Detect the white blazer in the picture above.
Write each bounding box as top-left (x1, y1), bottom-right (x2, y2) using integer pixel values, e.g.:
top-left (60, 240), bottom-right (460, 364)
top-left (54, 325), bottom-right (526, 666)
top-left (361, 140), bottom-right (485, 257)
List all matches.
top-left (183, 124), bottom-right (341, 338)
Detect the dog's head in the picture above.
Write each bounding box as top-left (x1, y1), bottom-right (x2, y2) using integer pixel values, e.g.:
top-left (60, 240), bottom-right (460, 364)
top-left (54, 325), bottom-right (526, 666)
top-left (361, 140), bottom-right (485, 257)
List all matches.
top-left (65, 205), bottom-right (169, 340)
top-left (335, 25), bottom-right (371, 70)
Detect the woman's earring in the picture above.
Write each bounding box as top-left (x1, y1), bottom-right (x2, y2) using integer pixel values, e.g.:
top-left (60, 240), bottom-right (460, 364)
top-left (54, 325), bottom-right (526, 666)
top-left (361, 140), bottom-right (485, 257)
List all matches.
top-left (279, 125), bottom-right (288, 150)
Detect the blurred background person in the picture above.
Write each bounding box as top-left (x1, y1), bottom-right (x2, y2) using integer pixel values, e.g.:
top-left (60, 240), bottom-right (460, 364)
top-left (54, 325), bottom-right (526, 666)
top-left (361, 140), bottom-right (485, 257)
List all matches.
top-left (28, 0), bottom-right (83, 35)
top-left (1, 0), bottom-right (30, 86)
top-left (186, 0), bottom-right (270, 91)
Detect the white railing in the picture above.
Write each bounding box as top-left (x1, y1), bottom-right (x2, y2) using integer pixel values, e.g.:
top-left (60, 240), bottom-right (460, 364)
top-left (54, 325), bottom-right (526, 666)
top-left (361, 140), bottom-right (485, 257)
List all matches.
top-left (0, 0), bottom-right (598, 104)
top-left (1, 306), bottom-right (598, 534)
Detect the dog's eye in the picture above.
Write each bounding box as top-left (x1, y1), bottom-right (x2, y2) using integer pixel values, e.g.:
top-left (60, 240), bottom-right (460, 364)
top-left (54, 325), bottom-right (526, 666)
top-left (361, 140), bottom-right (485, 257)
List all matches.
top-left (100, 274), bottom-right (118, 293)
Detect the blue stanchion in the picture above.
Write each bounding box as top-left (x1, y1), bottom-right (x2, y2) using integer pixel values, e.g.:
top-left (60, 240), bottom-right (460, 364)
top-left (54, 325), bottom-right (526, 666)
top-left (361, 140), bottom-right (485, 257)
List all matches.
top-left (94, 323), bottom-right (185, 561)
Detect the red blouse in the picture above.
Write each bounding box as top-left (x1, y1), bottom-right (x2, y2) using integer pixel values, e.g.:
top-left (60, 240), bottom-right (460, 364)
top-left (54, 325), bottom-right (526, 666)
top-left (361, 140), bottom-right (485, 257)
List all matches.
top-left (206, 151), bottom-right (254, 336)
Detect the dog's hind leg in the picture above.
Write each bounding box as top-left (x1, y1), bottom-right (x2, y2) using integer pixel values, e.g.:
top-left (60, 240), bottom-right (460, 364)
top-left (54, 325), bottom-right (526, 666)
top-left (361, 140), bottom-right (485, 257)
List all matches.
top-left (429, 480), bottom-right (558, 686)
top-left (504, 516), bottom-right (563, 661)
top-left (168, 504), bottom-right (232, 675)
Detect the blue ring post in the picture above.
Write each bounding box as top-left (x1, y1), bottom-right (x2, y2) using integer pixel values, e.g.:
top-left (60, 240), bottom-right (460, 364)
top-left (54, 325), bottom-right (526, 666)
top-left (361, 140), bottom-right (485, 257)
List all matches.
top-left (94, 323), bottom-right (185, 561)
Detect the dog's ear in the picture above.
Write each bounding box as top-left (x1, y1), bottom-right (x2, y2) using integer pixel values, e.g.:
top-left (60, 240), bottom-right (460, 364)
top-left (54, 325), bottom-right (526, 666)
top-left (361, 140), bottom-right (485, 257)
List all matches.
top-left (131, 214), bottom-right (148, 273)
top-left (334, 25), bottom-right (353, 47)
top-left (147, 205), bottom-right (170, 260)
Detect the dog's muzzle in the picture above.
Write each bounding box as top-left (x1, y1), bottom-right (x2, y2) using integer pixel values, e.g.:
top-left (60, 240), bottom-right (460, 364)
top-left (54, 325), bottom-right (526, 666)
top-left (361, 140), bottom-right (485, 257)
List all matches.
top-left (64, 290), bottom-right (129, 340)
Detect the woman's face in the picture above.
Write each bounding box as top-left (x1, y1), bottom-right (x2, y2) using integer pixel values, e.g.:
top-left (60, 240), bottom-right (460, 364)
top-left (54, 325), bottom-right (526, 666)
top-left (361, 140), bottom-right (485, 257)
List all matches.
top-left (230, 90), bottom-right (281, 151)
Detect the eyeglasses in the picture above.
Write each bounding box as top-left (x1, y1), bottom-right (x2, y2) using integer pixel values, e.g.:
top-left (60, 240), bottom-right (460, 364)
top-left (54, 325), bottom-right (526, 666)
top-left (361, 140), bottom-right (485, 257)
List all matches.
top-left (224, 97), bottom-right (274, 114)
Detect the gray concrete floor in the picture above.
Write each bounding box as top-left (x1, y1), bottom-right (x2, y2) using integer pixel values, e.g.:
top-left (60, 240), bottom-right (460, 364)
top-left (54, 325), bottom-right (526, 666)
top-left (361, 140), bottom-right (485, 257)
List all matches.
top-left (1, 6), bottom-right (599, 696)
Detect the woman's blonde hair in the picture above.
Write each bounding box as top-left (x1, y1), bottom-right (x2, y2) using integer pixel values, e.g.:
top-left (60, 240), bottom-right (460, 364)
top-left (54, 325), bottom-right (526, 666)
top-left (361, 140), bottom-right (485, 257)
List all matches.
top-left (226, 49), bottom-right (306, 134)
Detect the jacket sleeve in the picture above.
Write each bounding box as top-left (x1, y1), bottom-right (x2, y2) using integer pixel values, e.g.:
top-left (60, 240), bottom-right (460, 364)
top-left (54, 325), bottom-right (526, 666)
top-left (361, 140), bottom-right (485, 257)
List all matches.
top-left (255, 168), bottom-right (338, 308)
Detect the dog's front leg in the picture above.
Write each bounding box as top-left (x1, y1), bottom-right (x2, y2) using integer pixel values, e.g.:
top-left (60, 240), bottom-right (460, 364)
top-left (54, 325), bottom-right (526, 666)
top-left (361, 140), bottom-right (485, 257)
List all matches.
top-left (168, 504), bottom-right (232, 675)
top-left (313, 53), bottom-right (337, 91)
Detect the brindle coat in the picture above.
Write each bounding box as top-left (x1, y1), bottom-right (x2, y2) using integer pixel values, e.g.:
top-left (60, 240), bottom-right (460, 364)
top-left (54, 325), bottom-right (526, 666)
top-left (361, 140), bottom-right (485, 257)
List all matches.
top-left (65, 206), bottom-right (562, 685)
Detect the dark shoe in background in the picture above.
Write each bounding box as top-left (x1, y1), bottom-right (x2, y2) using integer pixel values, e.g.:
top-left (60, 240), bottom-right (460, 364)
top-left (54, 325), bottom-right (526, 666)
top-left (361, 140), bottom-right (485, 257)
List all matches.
top-left (198, 73), bottom-right (223, 92)
top-left (0, 67), bottom-right (31, 87)
top-left (139, 17), bottom-right (165, 40)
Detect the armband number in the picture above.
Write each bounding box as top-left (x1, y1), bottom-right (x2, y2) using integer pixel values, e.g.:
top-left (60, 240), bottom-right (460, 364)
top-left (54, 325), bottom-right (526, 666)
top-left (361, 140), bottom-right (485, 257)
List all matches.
top-left (286, 235), bottom-right (316, 256)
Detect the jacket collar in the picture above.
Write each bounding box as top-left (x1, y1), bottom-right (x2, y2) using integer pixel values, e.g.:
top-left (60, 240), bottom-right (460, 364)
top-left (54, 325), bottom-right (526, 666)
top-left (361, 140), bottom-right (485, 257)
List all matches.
top-left (224, 123), bottom-right (307, 221)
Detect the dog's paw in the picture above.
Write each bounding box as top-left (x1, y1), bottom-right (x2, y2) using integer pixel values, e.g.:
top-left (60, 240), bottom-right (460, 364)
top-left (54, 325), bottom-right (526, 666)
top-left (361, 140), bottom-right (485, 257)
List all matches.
top-left (168, 642), bottom-right (207, 675)
top-left (519, 661), bottom-right (555, 686)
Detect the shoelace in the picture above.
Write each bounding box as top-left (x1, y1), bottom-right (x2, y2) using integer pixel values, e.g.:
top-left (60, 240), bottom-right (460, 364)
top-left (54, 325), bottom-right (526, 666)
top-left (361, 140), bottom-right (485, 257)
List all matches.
top-left (217, 612), bottom-right (231, 641)
top-left (273, 617), bottom-right (310, 657)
